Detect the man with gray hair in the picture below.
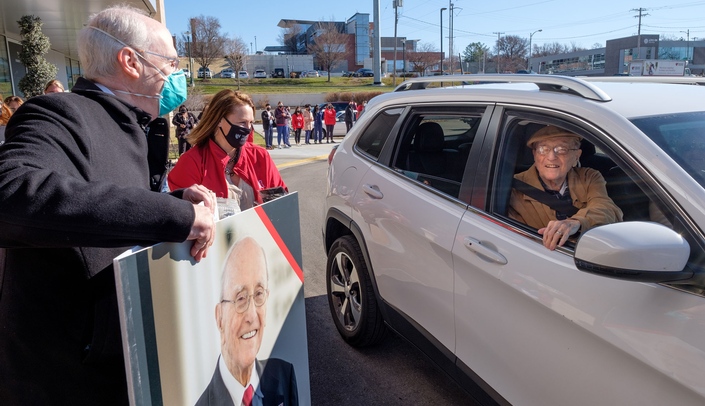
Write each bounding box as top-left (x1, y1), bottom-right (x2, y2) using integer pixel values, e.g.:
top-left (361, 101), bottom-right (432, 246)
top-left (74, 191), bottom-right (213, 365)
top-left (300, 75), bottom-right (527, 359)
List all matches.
top-left (0, 5), bottom-right (216, 405)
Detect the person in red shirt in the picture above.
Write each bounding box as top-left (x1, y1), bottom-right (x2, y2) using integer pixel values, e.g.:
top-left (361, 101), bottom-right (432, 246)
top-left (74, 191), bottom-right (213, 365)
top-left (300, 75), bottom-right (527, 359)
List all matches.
top-left (291, 107), bottom-right (304, 145)
top-left (356, 101), bottom-right (366, 120)
top-left (323, 104), bottom-right (337, 143)
top-left (168, 89), bottom-right (287, 211)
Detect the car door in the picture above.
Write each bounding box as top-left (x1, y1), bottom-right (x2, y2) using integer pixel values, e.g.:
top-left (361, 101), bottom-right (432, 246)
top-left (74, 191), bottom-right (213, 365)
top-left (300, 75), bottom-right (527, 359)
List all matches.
top-left (350, 105), bottom-right (490, 354)
top-left (452, 107), bottom-right (705, 405)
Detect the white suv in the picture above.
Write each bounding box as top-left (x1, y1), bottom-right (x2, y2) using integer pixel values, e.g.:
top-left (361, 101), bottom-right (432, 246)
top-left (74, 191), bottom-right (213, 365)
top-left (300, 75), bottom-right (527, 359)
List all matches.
top-left (323, 74), bottom-right (705, 405)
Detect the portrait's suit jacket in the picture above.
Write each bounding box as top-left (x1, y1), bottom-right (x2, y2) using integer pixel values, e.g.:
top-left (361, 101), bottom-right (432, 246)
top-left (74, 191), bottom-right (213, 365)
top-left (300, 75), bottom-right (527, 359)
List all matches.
top-left (195, 358), bottom-right (298, 406)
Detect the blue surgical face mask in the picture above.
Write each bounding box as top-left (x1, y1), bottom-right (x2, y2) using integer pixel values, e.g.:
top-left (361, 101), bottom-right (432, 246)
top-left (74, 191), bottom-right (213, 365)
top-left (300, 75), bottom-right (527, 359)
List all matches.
top-left (156, 69), bottom-right (187, 116)
top-left (87, 26), bottom-right (187, 116)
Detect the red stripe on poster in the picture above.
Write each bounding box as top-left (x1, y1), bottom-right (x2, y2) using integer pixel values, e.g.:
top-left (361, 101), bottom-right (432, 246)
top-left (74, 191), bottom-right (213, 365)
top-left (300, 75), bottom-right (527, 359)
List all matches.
top-left (255, 206), bottom-right (304, 283)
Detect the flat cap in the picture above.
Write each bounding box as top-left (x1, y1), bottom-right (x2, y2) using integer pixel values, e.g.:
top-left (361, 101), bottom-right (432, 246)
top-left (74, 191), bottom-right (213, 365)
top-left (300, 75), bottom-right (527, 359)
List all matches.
top-left (527, 125), bottom-right (583, 147)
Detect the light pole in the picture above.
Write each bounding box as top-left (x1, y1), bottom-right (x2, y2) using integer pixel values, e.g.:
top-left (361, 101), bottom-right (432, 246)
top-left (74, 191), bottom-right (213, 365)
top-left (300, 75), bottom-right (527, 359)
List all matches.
top-left (254, 36), bottom-right (257, 53)
top-left (440, 8), bottom-right (447, 74)
top-left (185, 31), bottom-right (194, 87)
top-left (528, 29), bottom-right (542, 70)
top-left (401, 39), bottom-right (406, 76)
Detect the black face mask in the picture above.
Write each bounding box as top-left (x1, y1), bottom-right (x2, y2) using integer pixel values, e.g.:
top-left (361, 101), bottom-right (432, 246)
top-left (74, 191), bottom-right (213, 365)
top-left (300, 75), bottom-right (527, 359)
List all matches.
top-left (179, 109), bottom-right (187, 113)
top-left (220, 116), bottom-right (251, 148)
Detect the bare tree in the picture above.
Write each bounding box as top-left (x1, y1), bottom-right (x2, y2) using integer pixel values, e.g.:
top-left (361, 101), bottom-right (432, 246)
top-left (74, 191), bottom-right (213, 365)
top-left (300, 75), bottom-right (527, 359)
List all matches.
top-left (278, 21), bottom-right (302, 54)
top-left (568, 41), bottom-right (587, 53)
top-left (190, 15), bottom-right (226, 77)
top-left (407, 43), bottom-right (439, 76)
top-left (224, 36), bottom-right (248, 89)
top-left (307, 22), bottom-right (350, 82)
top-left (495, 35), bottom-right (528, 73)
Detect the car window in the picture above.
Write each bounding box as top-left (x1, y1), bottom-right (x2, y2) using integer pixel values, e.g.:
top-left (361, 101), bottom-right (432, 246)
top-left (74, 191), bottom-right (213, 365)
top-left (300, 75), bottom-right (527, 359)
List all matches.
top-left (355, 107), bottom-right (402, 160)
top-left (487, 111), bottom-right (705, 292)
top-left (631, 112), bottom-right (705, 189)
top-left (391, 111), bottom-right (484, 198)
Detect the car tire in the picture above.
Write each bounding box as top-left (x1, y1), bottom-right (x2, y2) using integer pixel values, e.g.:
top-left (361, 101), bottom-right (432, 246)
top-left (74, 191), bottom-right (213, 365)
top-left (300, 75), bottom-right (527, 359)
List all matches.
top-left (326, 235), bottom-right (387, 347)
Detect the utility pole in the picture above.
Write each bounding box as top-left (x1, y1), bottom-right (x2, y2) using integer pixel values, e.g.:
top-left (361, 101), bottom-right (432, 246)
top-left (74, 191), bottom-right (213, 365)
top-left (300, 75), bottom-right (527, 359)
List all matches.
top-left (493, 31), bottom-right (504, 73)
top-left (373, 0), bottom-right (382, 84)
top-left (632, 8), bottom-right (649, 60)
top-left (441, 8), bottom-right (447, 74)
top-left (681, 29), bottom-right (690, 62)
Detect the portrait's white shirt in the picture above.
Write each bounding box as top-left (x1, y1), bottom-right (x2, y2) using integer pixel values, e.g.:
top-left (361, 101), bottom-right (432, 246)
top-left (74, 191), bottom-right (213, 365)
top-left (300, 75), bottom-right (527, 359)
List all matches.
top-left (219, 355), bottom-right (261, 406)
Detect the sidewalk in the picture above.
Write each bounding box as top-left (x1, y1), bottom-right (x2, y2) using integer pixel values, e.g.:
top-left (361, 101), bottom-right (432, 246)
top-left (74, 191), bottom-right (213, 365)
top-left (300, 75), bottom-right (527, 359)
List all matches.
top-left (253, 124), bottom-right (335, 169)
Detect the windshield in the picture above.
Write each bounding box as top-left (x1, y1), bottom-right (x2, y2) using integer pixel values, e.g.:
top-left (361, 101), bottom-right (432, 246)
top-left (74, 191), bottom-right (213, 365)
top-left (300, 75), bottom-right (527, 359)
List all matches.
top-left (631, 111), bottom-right (705, 188)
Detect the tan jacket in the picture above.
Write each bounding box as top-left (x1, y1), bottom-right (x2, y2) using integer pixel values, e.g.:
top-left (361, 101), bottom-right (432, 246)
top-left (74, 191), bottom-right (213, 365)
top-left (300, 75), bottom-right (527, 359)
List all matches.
top-left (509, 165), bottom-right (623, 232)
top-left (303, 111), bottom-right (314, 131)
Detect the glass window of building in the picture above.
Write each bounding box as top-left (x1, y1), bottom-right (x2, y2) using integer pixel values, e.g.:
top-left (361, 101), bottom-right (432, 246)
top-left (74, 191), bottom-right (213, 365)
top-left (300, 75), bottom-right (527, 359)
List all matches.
top-left (0, 37), bottom-right (11, 96)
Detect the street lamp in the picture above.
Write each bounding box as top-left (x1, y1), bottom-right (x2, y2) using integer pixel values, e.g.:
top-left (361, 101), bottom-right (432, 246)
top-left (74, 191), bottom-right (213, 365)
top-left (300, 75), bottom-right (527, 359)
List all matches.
top-left (185, 31), bottom-right (194, 87)
top-left (401, 39), bottom-right (406, 76)
top-left (528, 29), bottom-right (542, 70)
top-left (440, 7), bottom-right (447, 74)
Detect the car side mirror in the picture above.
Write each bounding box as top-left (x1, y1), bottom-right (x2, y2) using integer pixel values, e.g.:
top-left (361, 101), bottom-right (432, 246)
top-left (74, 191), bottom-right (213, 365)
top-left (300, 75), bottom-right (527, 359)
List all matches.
top-left (574, 222), bottom-right (692, 283)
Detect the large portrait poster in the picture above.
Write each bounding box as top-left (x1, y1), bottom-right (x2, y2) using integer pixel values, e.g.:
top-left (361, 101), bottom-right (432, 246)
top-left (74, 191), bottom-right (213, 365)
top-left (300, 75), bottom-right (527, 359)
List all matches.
top-left (113, 193), bottom-right (310, 405)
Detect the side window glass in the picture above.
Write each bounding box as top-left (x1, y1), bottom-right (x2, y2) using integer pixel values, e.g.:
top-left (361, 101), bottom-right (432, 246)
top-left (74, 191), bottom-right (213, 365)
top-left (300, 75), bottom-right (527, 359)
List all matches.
top-left (392, 113), bottom-right (482, 198)
top-left (355, 108), bottom-right (402, 160)
top-left (492, 117), bottom-right (624, 247)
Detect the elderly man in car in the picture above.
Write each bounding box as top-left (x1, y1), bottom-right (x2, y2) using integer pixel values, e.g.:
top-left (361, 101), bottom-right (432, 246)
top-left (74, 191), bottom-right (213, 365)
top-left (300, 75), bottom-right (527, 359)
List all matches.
top-left (509, 125), bottom-right (623, 250)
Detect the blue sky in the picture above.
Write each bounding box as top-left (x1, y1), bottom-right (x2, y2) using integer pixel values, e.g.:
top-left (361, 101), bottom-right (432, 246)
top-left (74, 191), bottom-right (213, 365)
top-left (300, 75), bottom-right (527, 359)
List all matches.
top-left (164, 0), bottom-right (705, 54)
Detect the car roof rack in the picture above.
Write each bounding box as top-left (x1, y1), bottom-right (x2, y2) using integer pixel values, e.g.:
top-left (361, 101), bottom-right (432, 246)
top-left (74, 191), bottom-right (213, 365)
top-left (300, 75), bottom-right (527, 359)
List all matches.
top-left (579, 75), bottom-right (705, 86)
top-left (394, 74), bottom-right (612, 102)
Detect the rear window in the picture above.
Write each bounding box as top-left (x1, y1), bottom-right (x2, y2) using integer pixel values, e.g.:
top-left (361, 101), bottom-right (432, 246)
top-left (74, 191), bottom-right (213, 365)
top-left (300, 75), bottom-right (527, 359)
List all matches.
top-left (355, 107), bottom-right (402, 160)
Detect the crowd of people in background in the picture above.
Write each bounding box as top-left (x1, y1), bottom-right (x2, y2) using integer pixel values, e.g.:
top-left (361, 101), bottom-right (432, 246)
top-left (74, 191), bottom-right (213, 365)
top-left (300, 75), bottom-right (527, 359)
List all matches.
top-left (1, 78), bottom-right (67, 144)
top-left (1, 72), bottom-right (369, 155)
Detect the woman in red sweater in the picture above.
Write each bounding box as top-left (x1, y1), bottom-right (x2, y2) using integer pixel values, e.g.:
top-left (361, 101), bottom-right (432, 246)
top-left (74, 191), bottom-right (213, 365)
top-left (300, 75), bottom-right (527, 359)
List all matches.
top-left (291, 107), bottom-right (304, 145)
top-left (167, 89), bottom-right (287, 211)
top-left (323, 104), bottom-right (337, 143)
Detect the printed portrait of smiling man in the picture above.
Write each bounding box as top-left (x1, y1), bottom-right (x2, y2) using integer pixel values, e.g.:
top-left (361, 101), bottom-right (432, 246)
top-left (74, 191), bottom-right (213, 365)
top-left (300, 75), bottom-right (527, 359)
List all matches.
top-left (197, 236), bottom-right (299, 406)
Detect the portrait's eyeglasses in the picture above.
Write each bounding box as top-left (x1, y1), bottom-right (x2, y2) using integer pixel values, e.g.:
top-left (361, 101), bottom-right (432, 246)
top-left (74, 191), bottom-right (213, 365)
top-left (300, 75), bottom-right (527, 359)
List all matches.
top-left (141, 50), bottom-right (180, 72)
top-left (534, 145), bottom-right (579, 156)
top-left (221, 288), bottom-right (268, 314)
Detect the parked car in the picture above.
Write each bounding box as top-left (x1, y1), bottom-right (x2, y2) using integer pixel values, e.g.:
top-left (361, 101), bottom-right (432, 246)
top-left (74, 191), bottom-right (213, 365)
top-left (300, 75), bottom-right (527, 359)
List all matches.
top-left (238, 71), bottom-right (249, 79)
top-left (323, 74), bottom-right (705, 405)
top-left (254, 69), bottom-right (267, 79)
top-left (182, 68), bottom-right (190, 78)
top-left (353, 68), bottom-right (374, 77)
top-left (318, 102), bottom-right (349, 137)
top-left (220, 68), bottom-right (235, 78)
top-left (197, 67), bottom-right (212, 78)
top-left (272, 68), bottom-right (285, 78)
top-left (303, 70), bottom-right (319, 78)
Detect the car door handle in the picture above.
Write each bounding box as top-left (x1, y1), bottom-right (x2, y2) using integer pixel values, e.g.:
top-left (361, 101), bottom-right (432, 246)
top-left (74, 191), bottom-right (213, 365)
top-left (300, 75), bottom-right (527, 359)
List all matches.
top-left (362, 184), bottom-right (384, 199)
top-left (464, 237), bottom-right (507, 265)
